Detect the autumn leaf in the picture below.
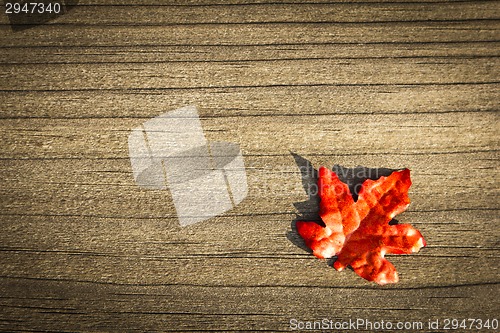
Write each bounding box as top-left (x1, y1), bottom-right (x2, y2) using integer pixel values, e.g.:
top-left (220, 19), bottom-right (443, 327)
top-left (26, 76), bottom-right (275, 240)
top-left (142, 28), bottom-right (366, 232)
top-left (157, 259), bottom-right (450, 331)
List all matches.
top-left (296, 167), bottom-right (426, 285)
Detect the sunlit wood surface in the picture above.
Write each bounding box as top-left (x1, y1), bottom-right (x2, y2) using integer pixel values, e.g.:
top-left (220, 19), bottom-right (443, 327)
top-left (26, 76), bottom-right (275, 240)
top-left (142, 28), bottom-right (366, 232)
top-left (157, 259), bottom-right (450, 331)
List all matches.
top-left (0, 1), bottom-right (499, 332)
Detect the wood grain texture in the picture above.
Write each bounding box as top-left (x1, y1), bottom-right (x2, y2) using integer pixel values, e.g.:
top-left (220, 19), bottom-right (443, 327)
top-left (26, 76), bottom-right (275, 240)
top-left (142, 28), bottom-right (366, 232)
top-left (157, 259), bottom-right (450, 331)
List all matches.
top-left (0, 1), bottom-right (499, 332)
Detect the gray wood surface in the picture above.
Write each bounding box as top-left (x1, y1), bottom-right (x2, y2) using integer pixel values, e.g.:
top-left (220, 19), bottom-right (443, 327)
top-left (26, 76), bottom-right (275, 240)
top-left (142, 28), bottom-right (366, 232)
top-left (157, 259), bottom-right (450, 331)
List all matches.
top-left (0, 1), bottom-right (499, 332)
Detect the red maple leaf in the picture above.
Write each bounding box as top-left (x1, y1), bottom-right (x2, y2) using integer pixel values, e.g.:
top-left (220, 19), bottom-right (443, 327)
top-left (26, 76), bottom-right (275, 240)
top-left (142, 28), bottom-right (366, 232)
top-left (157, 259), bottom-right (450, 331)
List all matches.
top-left (296, 167), bottom-right (426, 285)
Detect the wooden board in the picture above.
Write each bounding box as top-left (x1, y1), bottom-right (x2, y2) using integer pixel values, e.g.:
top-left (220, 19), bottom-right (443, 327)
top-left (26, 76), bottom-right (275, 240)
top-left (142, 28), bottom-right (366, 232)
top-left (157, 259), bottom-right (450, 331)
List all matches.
top-left (0, 1), bottom-right (499, 332)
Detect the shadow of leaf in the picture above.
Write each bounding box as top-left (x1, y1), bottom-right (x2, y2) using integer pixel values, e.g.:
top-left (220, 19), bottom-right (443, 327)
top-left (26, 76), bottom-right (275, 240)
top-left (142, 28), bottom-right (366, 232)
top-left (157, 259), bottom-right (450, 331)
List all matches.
top-left (286, 153), bottom-right (320, 253)
top-left (331, 164), bottom-right (397, 201)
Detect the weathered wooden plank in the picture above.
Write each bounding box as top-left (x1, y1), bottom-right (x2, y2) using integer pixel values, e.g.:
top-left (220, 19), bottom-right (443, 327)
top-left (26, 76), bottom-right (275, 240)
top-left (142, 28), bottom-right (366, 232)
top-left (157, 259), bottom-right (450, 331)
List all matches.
top-left (0, 84), bottom-right (497, 119)
top-left (74, 0), bottom-right (500, 4)
top-left (0, 277), bottom-right (497, 332)
top-left (1, 57), bottom-right (498, 91)
top-left (0, 250), bottom-right (498, 293)
top-left (0, 112), bottom-right (496, 158)
top-left (0, 202), bottom-right (498, 286)
top-left (1, 149), bottom-right (496, 190)
top-left (2, 1), bottom-right (497, 26)
top-left (1, 20), bottom-right (498, 47)
top-left (1, 42), bottom-right (499, 65)
top-left (0, 151), bottom-right (497, 217)
top-left (2, 0), bottom-right (497, 27)
top-left (0, 206), bottom-right (498, 258)
top-left (0, 183), bottom-right (497, 220)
